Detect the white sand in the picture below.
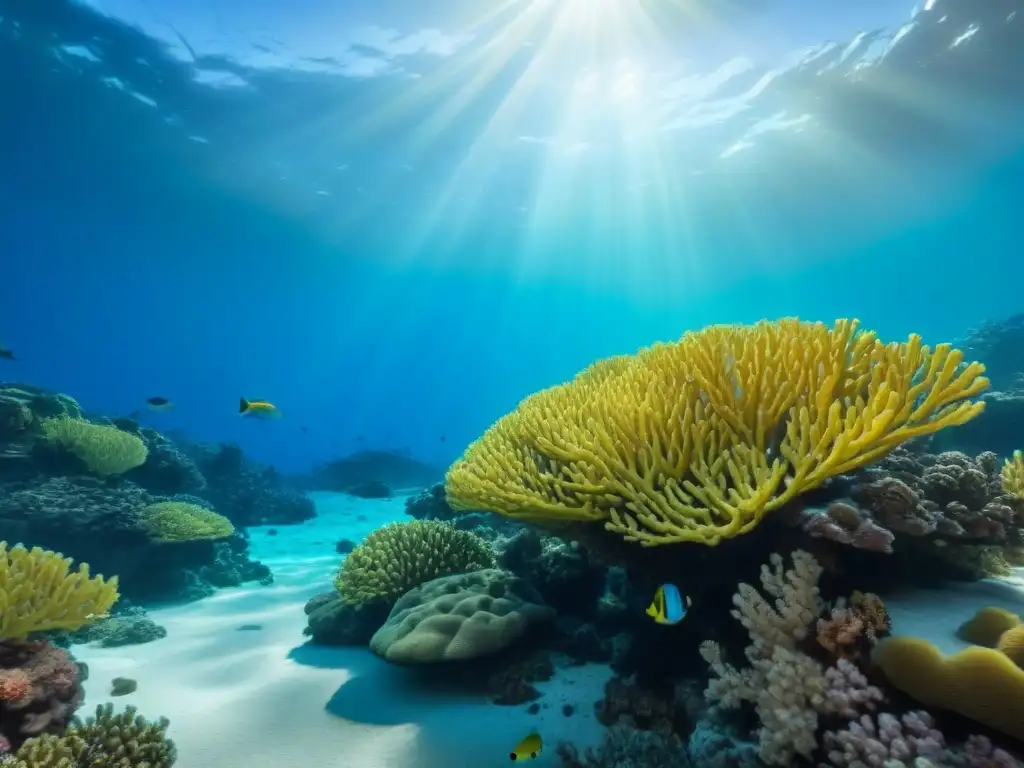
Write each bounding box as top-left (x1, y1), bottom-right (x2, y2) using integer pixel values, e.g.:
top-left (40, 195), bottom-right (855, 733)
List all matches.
top-left (75, 492), bottom-right (610, 768)
top-left (885, 567), bottom-right (1024, 655)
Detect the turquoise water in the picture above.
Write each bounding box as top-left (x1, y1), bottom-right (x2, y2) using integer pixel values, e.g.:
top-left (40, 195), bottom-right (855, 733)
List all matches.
top-left (3, 0), bottom-right (1021, 474)
top-left (3, 3), bottom-right (1024, 767)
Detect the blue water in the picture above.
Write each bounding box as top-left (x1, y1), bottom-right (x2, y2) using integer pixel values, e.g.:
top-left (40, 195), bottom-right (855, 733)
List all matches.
top-left (1, 0), bottom-right (1022, 474)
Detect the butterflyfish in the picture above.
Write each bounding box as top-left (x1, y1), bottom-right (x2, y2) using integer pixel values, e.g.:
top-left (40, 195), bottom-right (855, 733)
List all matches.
top-left (646, 583), bottom-right (691, 625)
top-left (239, 397), bottom-right (282, 419)
top-left (509, 732), bottom-right (542, 761)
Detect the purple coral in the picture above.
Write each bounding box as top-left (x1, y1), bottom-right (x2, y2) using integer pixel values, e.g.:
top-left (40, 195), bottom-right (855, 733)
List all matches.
top-left (822, 710), bottom-right (947, 767)
top-left (819, 659), bottom-right (883, 719)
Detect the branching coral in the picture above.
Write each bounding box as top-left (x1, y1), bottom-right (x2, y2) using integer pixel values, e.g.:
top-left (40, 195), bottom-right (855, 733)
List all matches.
top-left (447, 319), bottom-right (988, 546)
top-left (822, 709), bottom-right (947, 767)
top-left (334, 520), bottom-right (495, 605)
top-left (0, 543), bottom-right (118, 641)
top-left (816, 591), bottom-right (891, 662)
top-left (699, 550), bottom-right (829, 764)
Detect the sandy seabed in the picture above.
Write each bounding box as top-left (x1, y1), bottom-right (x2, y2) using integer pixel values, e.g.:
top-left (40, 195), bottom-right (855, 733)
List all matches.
top-left (75, 493), bottom-right (609, 768)
top-left (74, 492), bottom-right (1024, 767)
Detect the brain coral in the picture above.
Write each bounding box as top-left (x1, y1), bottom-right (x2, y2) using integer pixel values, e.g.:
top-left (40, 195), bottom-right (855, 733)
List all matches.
top-left (369, 568), bottom-right (555, 664)
top-left (447, 318), bottom-right (988, 545)
top-left (141, 501), bottom-right (234, 542)
top-left (334, 520), bottom-right (495, 606)
top-left (40, 417), bottom-right (148, 476)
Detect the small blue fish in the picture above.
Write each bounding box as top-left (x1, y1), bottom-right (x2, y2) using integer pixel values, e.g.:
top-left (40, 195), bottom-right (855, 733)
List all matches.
top-left (646, 583), bottom-right (691, 625)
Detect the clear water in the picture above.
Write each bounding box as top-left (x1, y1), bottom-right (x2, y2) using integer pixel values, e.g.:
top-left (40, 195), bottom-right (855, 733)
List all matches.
top-left (1, 1), bottom-right (1023, 764)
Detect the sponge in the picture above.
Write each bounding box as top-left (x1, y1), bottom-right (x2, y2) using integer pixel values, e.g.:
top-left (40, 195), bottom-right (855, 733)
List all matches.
top-left (872, 636), bottom-right (1024, 741)
top-left (956, 606), bottom-right (1020, 647)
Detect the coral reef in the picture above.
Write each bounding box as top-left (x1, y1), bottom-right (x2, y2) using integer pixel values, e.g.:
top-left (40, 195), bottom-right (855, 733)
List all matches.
top-left (0, 639), bottom-right (84, 752)
top-left (301, 449), bottom-right (441, 493)
top-left (447, 319), bottom-right (987, 546)
top-left (368, 569), bottom-right (554, 664)
top-left (301, 592), bottom-right (389, 646)
top-left (0, 543), bottom-right (119, 641)
top-left (39, 418), bottom-right (147, 477)
top-left (140, 501), bottom-right (234, 542)
top-left (334, 520), bottom-right (495, 606)
top-left (6, 703), bottom-right (175, 767)
top-left (790, 447), bottom-right (1024, 558)
top-left (186, 442), bottom-right (314, 527)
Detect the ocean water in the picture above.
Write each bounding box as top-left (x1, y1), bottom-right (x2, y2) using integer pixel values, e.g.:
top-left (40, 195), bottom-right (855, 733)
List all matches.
top-left (2, 0), bottom-right (1024, 766)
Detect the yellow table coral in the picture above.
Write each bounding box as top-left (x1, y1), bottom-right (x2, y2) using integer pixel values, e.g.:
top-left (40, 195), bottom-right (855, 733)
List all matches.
top-left (0, 542), bottom-right (119, 641)
top-left (446, 318), bottom-right (988, 546)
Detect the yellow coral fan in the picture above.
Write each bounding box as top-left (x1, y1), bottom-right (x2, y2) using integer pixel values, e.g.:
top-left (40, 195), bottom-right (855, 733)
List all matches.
top-left (0, 542), bottom-right (119, 641)
top-left (447, 318), bottom-right (989, 545)
top-left (141, 501), bottom-right (234, 542)
top-left (956, 606), bottom-right (1021, 647)
top-left (335, 520), bottom-right (495, 606)
top-left (10, 703), bottom-right (176, 768)
top-left (996, 625), bottom-right (1024, 669)
top-left (1001, 450), bottom-right (1024, 498)
top-left (872, 636), bottom-right (1024, 741)
top-left (40, 417), bottom-right (148, 476)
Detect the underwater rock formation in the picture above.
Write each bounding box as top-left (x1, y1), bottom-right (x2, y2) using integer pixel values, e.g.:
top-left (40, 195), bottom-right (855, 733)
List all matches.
top-left (301, 592), bottom-right (389, 646)
top-left (185, 442), bottom-right (314, 527)
top-left (0, 383), bottom-right (288, 604)
top-left (790, 448), bottom-right (1024, 555)
top-left (929, 313), bottom-right (1024, 458)
top-left (301, 449), bottom-right (442, 493)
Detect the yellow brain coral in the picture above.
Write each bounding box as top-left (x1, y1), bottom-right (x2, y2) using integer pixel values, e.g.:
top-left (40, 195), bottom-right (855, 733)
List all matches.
top-left (334, 520), bottom-right (495, 606)
top-left (0, 542), bottom-right (119, 641)
top-left (40, 417), bottom-right (148, 476)
top-left (446, 318), bottom-right (988, 546)
top-left (872, 636), bottom-right (1024, 741)
top-left (142, 501), bottom-right (234, 542)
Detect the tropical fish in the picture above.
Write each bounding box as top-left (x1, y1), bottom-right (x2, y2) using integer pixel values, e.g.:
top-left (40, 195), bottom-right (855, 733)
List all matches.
top-left (0, 345), bottom-right (15, 361)
top-left (509, 733), bottom-right (542, 761)
top-left (646, 583), bottom-right (691, 625)
top-left (239, 397), bottom-right (282, 419)
top-left (146, 396), bottom-right (174, 412)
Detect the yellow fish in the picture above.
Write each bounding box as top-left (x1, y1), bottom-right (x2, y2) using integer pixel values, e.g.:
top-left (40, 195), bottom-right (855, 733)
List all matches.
top-left (509, 733), bottom-right (542, 761)
top-left (239, 397), bottom-right (282, 419)
top-left (646, 583), bottom-right (691, 625)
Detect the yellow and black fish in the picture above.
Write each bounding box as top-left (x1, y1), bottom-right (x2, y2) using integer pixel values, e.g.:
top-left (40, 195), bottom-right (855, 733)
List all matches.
top-left (146, 396), bottom-right (174, 412)
top-left (646, 583), bottom-right (691, 625)
top-left (239, 397), bottom-right (282, 419)
top-left (509, 732), bottom-right (542, 761)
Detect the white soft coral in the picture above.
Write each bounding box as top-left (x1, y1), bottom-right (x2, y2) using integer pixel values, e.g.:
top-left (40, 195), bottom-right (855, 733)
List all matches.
top-left (700, 550), bottom-right (828, 766)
